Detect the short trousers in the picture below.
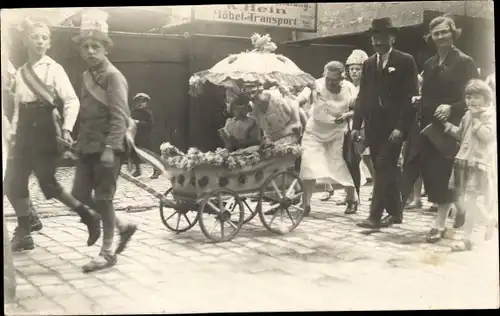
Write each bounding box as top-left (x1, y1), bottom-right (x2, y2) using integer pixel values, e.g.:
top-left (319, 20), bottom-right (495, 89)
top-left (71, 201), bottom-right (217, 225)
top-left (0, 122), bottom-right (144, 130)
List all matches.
top-left (72, 152), bottom-right (123, 202)
top-left (4, 106), bottom-right (62, 200)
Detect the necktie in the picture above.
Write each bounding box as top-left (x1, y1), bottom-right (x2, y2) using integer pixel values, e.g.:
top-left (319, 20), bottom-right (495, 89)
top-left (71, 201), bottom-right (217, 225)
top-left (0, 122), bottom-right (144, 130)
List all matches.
top-left (378, 55), bottom-right (384, 72)
top-left (377, 55), bottom-right (384, 108)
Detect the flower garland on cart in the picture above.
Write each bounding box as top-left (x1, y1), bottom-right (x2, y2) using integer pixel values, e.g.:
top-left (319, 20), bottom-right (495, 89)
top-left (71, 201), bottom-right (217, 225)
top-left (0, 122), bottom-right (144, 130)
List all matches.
top-left (160, 142), bottom-right (301, 171)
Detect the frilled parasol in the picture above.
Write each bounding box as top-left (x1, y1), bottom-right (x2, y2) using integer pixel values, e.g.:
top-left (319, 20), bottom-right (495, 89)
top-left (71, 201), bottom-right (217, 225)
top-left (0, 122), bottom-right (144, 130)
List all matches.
top-left (189, 33), bottom-right (316, 97)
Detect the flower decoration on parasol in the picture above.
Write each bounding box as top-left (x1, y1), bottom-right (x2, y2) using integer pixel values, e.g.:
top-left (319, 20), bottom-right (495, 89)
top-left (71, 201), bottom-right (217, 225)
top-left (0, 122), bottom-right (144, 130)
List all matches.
top-left (189, 33), bottom-right (316, 97)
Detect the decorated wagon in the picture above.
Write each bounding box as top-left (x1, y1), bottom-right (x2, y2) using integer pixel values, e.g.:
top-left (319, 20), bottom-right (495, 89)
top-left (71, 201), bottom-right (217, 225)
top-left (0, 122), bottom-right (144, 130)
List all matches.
top-left (158, 143), bottom-right (306, 242)
top-left (153, 34), bottom-right (317, 243)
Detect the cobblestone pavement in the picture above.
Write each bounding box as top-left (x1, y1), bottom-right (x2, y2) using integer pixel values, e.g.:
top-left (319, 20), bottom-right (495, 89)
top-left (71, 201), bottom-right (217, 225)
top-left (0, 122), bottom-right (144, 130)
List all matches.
top-left (4, 166), bottom-right (500, 314)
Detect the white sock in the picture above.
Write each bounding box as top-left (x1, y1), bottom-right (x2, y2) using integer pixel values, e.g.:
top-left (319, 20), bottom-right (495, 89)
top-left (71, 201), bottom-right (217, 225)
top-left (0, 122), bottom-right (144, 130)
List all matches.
top-left (432, 203), bottom-right (451, 230)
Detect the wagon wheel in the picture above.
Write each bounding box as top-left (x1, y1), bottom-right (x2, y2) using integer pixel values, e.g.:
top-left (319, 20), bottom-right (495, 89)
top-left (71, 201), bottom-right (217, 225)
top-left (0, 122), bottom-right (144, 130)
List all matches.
top-left (258, 171), bottom-right (305, 234)
top-left (159, 188), bottom-right (199, 233)
top-left (198, 189), bottom-right (244, 243)
top-left (228, 195), bottom-right (259, 225)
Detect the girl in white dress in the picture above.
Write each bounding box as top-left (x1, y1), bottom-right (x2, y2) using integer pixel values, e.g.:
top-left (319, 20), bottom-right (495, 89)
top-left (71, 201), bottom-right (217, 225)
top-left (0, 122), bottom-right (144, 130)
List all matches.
top-left (300, 61), bottom-right (363, 216)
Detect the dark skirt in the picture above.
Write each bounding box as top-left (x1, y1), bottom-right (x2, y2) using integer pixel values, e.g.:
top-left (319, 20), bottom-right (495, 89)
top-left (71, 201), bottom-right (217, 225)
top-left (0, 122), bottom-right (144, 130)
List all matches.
top-left (418, 135), bottom-right (455, 204)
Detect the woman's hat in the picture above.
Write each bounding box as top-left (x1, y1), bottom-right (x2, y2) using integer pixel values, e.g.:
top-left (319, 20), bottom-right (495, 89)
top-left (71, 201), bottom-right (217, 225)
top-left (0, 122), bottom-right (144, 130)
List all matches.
top-left (346, 49), bottom-right (369, 66)
top-left (133, 93), bottom-right (151, 100)
top-left (368, 17), bottom-right (398, 35)
top-left (72, 9), bottom-right (113, 47)
top-left (424, 15), bottom-right (462, 43)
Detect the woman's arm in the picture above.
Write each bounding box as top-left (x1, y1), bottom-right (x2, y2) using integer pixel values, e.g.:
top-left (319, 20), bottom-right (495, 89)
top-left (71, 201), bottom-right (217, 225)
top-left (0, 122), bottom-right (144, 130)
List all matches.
top-left (296, 87), bottom-right (312, 107)
top-left (343, 110), bottom-right (355, 120)
top-left (444, 110), bottom-right (469, 141)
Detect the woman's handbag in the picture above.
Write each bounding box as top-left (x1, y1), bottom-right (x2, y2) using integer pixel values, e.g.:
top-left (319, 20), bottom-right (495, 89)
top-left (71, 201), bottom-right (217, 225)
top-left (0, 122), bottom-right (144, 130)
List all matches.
top-left (421, 122), bottom-right (460, 159)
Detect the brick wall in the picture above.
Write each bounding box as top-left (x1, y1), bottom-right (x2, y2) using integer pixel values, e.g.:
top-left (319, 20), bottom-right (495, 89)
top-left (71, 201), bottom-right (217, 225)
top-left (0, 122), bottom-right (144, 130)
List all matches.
top-left (298, 1), bottom-right (494, 40)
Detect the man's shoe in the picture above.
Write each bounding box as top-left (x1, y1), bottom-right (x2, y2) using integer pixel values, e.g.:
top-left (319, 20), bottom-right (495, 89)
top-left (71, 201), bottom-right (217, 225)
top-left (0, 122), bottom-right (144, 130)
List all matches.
top-left (11, 228), bottom-right (35, 252)
top-left (116, 224), bottom-right (137, 255)
top-left (150, 172), bottom-right (161, 180)
top-left (357, 218), bottom-right (381, 229)
top-left (344, 201), bottom-right (358, 215)
top-left (426, 228), bottom-right (447, 243)
top-left (380, 214), bottom-right (403, 227)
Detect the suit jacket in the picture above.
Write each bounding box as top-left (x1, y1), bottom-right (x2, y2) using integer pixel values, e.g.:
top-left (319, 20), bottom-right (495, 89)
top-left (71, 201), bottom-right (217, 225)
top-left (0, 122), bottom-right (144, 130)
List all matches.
top-left (353, 49), bottom-right (419, 145)
top-left (77, 59), bottom-right (130, 154)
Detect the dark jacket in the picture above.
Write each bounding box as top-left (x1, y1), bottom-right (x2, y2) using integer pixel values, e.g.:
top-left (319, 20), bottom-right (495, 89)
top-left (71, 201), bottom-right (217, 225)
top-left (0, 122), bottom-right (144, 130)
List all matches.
top-left (419, 47), bottom-right (479, 129)
top-left (353, 49), bottom-right (419, 145)
top-left (131, 107), bottom-right (153, 149)
top-left (77, 59), bottom-right (130, 154)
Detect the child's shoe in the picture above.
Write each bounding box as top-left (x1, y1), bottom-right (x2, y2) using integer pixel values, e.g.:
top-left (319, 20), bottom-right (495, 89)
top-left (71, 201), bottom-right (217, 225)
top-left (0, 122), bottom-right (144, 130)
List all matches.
top-left (452, 239), bottom-right (473, 252)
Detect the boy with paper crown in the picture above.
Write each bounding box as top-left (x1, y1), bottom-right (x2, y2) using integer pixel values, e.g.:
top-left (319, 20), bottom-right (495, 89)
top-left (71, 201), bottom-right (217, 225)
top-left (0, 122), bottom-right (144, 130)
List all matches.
top-left (72, 10), bottom-right (137, 272)
top-left (4, 19), bottom-right (102, 253)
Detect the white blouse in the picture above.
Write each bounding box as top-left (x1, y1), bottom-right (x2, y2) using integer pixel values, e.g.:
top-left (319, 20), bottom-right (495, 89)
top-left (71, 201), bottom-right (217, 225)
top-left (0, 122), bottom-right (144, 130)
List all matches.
top-left (11, 55), bottom-right (80, 133)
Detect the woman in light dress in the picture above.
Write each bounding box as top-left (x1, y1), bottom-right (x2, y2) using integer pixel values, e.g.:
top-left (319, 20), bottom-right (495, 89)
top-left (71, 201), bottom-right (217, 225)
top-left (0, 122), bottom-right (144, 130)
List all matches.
top-left (300, 61), bottom-right (363, 216)
top-left (320, 50), bottom-right (371, 203)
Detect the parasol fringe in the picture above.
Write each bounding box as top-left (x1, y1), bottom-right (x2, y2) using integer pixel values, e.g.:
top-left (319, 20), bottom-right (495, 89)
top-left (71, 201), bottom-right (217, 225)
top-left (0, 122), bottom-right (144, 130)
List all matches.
top-left (188, 71), bottom-right (315, 97)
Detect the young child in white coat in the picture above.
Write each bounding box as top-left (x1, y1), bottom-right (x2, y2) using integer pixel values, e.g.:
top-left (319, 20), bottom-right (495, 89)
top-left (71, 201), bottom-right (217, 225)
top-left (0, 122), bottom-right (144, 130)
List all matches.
top-left (444, 79), bottom-right (498, 251)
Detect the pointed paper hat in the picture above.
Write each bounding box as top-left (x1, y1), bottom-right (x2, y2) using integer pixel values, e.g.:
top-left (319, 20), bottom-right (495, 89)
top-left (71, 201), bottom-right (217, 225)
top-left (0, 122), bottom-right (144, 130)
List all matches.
top-left (72, 9), bottom-right (113, 46)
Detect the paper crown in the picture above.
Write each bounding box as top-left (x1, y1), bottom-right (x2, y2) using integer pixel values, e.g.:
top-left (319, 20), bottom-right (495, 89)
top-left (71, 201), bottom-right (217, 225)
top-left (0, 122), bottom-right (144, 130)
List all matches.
top-left (346, 49), bottom-right (369, 66)
top-left (72, 9), bottom-right (113, 46)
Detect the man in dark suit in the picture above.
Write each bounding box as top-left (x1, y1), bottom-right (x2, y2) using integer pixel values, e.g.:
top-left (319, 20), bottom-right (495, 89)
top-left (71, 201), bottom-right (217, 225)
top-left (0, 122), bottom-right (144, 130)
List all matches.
top-left (351, 18), bottom-right (419, 229)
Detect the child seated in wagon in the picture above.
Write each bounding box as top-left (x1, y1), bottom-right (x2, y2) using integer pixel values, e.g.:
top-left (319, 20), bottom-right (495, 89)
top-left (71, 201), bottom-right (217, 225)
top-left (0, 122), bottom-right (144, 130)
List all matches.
top-left (219, 94), bottom-right (261, 152)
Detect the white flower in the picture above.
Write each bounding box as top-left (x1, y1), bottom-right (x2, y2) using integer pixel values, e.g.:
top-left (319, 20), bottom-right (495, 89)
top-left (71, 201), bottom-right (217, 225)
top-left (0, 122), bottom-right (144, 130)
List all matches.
top-left (388, 67), bottom-right (396, 73)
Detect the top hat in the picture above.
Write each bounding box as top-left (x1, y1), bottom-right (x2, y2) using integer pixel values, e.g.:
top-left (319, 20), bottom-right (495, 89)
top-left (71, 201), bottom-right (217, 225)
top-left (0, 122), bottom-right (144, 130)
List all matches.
top-left (368, 17), bottom-right (398, 35)
top-left (72, 9), bottom-right (113, 46)
top-left (133, 93), bottom-right (151, 100)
